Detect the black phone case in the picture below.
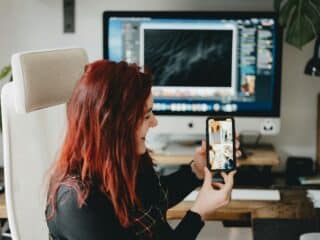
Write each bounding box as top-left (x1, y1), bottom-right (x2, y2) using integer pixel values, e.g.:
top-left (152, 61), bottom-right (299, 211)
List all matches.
top-left (206, 116), bottom-right (236, 173)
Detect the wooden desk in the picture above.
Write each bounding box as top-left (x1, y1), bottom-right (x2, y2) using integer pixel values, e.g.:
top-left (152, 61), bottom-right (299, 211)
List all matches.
top-left (168, 190), bottom-right (318, 240)
top-left (153, 150), bottom-right (320, 239)
top-left (152, 150), bottom-right (312, 221)
top-left (152, 147), bottom-right (280, 166)
top-left (167, 190), bottom-right (314, 221)
top-left (0, 194), bottom-right (6, 219)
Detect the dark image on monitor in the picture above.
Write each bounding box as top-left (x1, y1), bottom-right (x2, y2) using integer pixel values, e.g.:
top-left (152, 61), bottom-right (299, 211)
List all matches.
top-left (143, 29), bottom-right (233, 87)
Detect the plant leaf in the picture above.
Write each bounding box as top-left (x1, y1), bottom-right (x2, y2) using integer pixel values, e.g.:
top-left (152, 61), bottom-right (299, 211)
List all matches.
top-left (309, 0), bottom-right (320, 34)
top-left (274, 0), bottom-right (284, 12)
top-left (310, 0), bottom-right (320, 12)
top-left (278, 0), bottom-right (297, 27)
top-left (0, 65), bottom-right (11, 80)
top-left (286, 0), bottom-right (316, 48)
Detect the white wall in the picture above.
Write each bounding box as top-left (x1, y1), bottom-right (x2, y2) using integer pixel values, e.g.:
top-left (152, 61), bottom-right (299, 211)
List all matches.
top-left (0, 0), bottom-right (319, 170)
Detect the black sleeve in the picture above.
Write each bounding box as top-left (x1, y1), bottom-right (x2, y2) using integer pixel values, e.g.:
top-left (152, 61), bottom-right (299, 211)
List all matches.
top-left (133, 206), bottom-right (204, 240)
top-left (159, 164), bottom-right (202, 208)
top-left (47, 186), bottom-right (133, 240)
top-left (158, 210), bottom-right (204, 240)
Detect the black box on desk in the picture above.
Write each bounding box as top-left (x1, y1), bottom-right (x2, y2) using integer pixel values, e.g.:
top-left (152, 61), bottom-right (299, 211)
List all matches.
top-left (234, 166), bottom-right (273, 187)
top-left (286, 156), bottom-right (314, 185)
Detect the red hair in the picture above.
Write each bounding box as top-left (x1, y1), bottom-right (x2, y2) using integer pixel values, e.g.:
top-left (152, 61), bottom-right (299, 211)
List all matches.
top-left (47, 60), bottom-right (152, 227)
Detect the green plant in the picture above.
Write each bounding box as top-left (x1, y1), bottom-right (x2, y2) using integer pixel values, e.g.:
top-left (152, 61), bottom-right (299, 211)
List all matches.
top-left (0, 65), bottom-right (11, 80)
top-left (274, 0), bottom-right (320, 49)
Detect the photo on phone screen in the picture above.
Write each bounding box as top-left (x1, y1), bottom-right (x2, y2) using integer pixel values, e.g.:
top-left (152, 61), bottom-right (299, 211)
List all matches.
top-left (206, 117), bottom-right (236, 172)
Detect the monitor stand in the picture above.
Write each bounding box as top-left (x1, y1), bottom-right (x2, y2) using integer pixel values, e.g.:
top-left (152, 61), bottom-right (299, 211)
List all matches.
top-left (146, 134), bottom-right (203, 155)
top-left (238, 133), bottom-right (274, 159)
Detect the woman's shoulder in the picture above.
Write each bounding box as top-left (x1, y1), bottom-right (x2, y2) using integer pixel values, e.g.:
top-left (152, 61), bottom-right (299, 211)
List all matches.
top-left (47, 184), bottom-right (135, 239)
top-left (55, 183), bottom-right (113, 213)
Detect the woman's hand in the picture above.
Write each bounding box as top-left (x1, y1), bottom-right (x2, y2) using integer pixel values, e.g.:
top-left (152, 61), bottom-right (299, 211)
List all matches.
top-left (190, 167), bottom-right (236, 220)
top-left (191, 140), bottom-right (207, 180)
top-left (191, 135), bottom-right (242, 180)
top-left (235, 133), bottom-right (242, 159)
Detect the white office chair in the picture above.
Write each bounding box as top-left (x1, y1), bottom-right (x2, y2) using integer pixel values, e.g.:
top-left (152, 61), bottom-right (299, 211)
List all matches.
top-left (1, 48), bottom-right (88, 240)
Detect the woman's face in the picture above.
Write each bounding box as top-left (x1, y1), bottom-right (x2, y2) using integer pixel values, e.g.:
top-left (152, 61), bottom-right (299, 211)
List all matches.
top-left (136, 94), bottom-right (158, 155)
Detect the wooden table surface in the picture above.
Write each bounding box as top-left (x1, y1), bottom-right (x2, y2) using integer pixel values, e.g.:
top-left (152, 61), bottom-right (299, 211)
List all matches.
top-left (167, 189), bottom-right (315, 221)
top-left (152, 148), bottom-right (316, 221)
top-left (0, 194), bottom-right (6, 219)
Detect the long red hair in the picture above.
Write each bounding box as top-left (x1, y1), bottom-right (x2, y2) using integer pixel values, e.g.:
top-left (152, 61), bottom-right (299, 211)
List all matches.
top-left (47, 60), bottom-right (152, 227)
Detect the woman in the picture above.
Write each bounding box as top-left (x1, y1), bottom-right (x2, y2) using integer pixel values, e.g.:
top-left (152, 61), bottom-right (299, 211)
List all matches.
top-left (46, 60), bottom-right (236, 239)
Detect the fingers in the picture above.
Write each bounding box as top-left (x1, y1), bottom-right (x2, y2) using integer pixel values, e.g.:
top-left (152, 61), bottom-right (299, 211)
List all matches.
top-left (236, 150), bottom-right (242, 158)
top-left (226, 171), bottom-right (236, 188)
top-left (235, 136), bottom-right (242, 158)
top-left (212, 182), bottom-right (224, 189)
top-left (221, 171), bottom-right (236, 189)
top-left (196, 147), bottom-right (201, 154)
top-left (235, 139), bottom-right (240, 150)
top-left (200, 140), bottom-right (206, 153)
top-left (196, 140), bottom-right (206, 154)
top-left (220, 172), bottom-right (228, 184)
top-left (228, 170), bottom-right (237, 180)
top-left (203, 167), bottom-right (212, 188)
top-left (235, 132), bottom-right (240, 139)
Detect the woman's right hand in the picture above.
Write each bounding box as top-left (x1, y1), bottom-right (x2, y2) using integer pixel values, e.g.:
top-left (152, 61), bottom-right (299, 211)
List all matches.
top-left (190, 167), bottom-right (236, 220)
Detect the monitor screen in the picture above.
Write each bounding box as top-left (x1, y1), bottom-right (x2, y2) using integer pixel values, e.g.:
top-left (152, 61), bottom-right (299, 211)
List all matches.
top-left (103, 11), bottom-right (282, 118)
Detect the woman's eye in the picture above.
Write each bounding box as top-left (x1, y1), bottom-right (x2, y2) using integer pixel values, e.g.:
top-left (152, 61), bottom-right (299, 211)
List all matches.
top-left (145, 115), bottom-right (151, 120)
top-left (144, 111), bottom-right (153, 120)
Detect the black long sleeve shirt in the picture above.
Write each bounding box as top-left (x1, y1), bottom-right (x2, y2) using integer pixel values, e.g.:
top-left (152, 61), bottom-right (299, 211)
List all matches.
top-left (46, 165), bottom-right (204, 239)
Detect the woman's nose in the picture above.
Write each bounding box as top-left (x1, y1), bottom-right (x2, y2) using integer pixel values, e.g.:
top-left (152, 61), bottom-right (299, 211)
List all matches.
top-left (151, 116), bottom-right (158, 128)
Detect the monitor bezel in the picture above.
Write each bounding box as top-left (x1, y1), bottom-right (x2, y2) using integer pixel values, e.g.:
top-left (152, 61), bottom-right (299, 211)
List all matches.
top-left (103, 11), bottom-right (282, 117)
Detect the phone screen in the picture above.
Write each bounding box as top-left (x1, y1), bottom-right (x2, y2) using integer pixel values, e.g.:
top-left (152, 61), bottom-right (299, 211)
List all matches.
top-left (207, 117), bottom-right (236, 172)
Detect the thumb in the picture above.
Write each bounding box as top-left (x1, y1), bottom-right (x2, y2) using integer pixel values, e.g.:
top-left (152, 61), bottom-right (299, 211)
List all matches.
top-left (203, 167), bottom-right (212, 188)
top-left (201, 140), bottom-right (206, 152)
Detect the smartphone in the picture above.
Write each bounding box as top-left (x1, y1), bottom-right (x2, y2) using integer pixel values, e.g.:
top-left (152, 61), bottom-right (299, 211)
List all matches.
top-left (206, 116), bottom-right (236, 173)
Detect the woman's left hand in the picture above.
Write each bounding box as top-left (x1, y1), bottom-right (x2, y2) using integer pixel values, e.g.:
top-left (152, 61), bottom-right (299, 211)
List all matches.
top-left (191, 134), bottom-right (242, 180)
top-left (191, 140), bottom-right (207, 180)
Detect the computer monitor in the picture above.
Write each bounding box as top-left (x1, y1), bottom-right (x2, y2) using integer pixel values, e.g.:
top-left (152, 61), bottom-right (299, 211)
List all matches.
top-left (103, 11), bottom-right (282, 140)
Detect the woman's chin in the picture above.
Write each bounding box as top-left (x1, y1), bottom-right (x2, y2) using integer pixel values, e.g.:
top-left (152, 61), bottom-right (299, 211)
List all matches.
top-left (137, 147), bottom-right (147, 155)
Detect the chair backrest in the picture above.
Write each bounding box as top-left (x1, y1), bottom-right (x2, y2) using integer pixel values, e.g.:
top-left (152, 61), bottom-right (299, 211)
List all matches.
top-left (1, 48), bottom-right (88, 240)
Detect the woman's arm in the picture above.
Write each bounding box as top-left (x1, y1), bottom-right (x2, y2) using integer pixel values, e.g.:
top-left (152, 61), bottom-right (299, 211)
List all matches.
top-left (158, 142), bottom-right (206, 208)
top-left (157, 210), bottom-right (204, 239)
top-left (156, 168), bottom-right (235, 240)
top-left (159, 164), bottom-right (202, 208)
top-left (47, 186), bottom-right (133, 240)
top-left (132, 205), bottom-right (204, 240)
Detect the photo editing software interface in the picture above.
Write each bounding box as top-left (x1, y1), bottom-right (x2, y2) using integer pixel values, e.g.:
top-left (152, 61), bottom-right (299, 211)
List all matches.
top-left (105, 13), bottom-right (281, 116)
top-left (207, 118), bottom-right (234, 171)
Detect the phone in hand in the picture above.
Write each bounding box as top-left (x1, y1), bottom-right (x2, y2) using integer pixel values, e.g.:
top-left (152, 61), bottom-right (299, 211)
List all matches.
top-left (206, 116), bottom-right (236, 174)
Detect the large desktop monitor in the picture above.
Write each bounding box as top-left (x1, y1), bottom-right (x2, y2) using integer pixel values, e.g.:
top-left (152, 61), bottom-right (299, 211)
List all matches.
top-left (103, 11), bottom-right (282, 142)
